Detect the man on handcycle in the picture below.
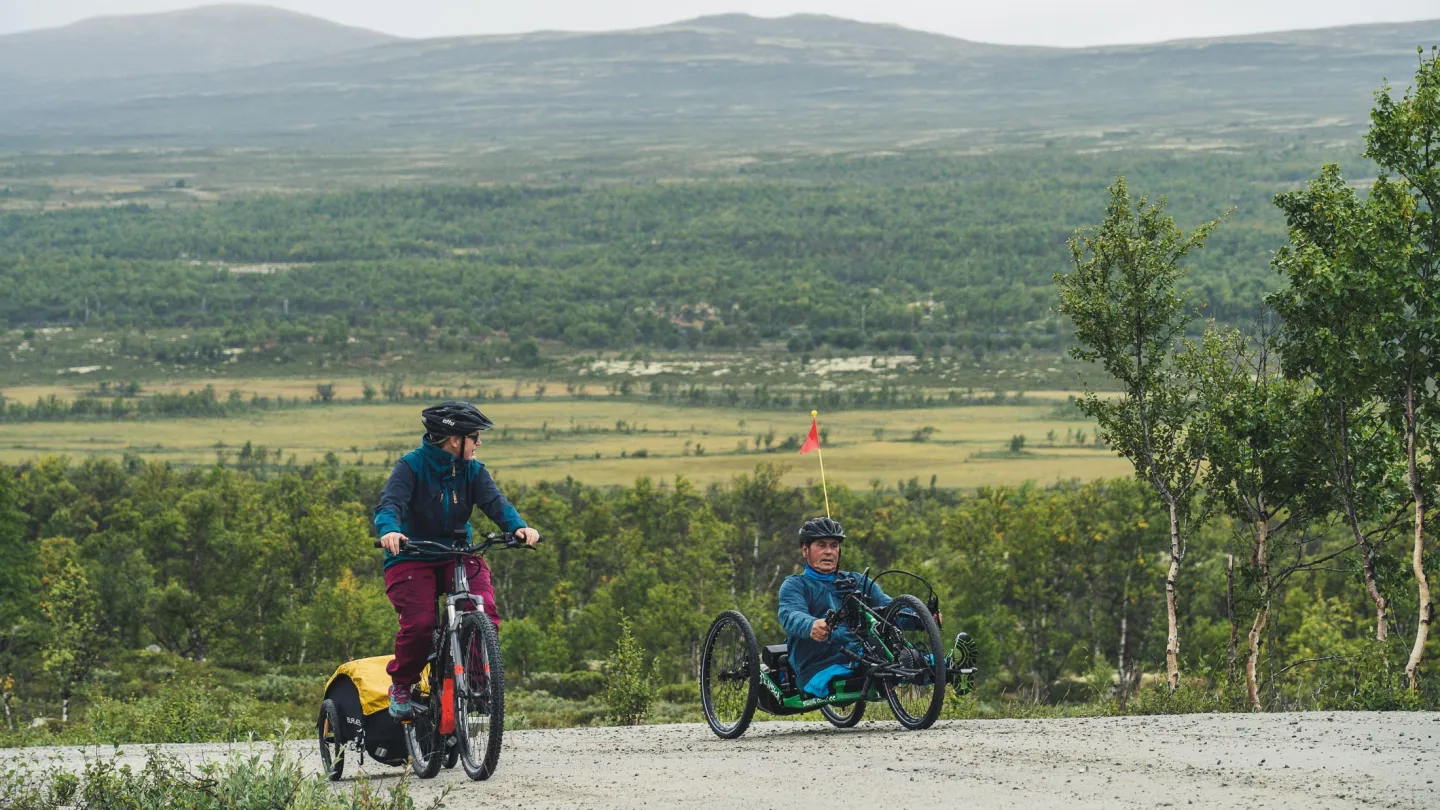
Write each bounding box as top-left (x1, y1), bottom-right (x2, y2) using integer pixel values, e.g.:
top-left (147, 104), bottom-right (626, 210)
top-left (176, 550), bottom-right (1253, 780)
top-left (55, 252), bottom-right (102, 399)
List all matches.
top-left (374, 401), bottom-right (540, 720)
top-left (778, 517), bottom-right (934, 699)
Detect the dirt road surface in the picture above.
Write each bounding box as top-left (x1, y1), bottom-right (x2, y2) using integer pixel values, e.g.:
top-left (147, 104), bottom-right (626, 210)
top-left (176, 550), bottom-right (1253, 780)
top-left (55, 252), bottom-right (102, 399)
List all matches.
top-left (6, 713), bottom-right (1438, 809)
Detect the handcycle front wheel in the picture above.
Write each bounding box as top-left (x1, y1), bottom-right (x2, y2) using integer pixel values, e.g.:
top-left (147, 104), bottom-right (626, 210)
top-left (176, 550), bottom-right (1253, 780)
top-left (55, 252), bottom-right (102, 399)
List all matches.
top-left (881, 594), bottom-right (947, 730)
top-left (455, 612), bottom-right (505, 781)
top-left (820, 700), bottom-right (865, 728)
top-left (700, 610), bottom-right (760, 739)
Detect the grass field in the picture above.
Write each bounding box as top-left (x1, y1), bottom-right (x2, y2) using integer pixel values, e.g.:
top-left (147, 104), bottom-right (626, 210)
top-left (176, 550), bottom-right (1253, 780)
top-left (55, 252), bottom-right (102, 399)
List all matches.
top-left (0, 379), bottom-right (1127, 488)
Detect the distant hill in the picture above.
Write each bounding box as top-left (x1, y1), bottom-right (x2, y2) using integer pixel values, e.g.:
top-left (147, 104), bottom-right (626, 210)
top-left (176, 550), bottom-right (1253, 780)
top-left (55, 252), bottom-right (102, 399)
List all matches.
top-left (0, 4), bottom-right (398, 81)
top-left (0, 8), bottom-right (1436, 152)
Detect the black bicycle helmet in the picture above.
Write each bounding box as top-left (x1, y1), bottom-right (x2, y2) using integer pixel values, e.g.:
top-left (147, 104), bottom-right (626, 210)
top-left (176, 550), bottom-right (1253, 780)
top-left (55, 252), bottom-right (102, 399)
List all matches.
top-left (421, 400), bottom-right (494, 436)
top-left (798, 516), bottom-right (845, 544)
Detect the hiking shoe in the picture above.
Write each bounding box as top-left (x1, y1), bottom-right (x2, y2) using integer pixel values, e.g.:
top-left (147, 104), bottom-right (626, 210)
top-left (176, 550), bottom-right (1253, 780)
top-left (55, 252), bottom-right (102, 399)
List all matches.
top-left (388, 684), bottom-right (413, 719)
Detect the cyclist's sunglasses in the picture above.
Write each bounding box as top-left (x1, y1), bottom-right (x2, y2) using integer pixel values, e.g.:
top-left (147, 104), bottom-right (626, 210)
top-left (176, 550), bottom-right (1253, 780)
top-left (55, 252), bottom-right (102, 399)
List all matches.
top-left (464, 432), bottom-right (481, 443)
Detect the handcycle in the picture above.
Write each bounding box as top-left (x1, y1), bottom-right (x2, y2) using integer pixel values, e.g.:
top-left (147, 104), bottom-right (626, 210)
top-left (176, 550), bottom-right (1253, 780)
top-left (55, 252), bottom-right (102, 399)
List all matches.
top-left (356, 530), bottom-right (538, 780)
top-left (699, 568), bottom-right (978, 739)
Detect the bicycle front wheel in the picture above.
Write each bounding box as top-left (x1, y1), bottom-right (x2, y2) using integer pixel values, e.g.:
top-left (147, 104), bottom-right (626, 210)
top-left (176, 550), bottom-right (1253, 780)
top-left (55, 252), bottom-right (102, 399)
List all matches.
top-left (455, 612), bottom-right (505, 781)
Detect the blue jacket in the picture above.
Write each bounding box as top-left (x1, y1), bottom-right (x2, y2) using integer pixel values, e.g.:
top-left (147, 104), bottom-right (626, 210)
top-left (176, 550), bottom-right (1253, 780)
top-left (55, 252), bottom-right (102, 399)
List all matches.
top-left (373, 441), bottom-right (527, 570)
top-left (778, 567), bottom-right (895, 694)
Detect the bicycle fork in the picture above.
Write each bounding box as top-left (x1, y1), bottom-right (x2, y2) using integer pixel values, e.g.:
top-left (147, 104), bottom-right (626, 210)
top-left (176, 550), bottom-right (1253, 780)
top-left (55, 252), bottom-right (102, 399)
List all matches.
top-left (445, 564), bottom-right (485, 703)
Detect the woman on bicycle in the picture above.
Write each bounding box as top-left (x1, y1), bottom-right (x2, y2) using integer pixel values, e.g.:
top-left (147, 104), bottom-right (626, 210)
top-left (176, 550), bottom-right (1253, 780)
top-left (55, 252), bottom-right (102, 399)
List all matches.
top-left (374, 400), bottom-right (539, 719)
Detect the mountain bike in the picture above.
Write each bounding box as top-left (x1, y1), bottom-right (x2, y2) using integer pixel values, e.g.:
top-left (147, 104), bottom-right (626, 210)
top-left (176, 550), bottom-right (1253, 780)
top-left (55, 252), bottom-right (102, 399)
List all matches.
top-left (700, 567), bottom-right (978, 739)
top-left (373, 530), bottom-right (538, 780)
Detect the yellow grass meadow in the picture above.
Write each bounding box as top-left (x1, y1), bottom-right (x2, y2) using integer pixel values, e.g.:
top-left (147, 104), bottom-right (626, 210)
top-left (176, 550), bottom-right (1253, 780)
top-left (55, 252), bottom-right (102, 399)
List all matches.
top-left (0, 379), bottom-right (1129, 489)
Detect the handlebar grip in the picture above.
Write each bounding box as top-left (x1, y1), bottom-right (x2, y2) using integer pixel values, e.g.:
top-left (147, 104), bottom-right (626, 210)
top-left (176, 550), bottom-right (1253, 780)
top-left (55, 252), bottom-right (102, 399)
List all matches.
top-left (499, 532), bottom-right (543, 548)
top-left (373, 539), bottom-right (408, 550)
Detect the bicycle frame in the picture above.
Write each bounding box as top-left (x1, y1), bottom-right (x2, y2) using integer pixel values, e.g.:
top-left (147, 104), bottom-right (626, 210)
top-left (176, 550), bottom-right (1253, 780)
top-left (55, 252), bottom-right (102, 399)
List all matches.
top-left (439, 563), bottom-right (480, 701)
top-left (374, 532), bottom-right (533, 714)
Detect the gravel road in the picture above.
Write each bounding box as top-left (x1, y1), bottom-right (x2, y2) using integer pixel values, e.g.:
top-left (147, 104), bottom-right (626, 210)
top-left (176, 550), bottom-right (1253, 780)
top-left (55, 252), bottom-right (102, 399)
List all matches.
top-left (5, 713), bottom-right (1438, 809)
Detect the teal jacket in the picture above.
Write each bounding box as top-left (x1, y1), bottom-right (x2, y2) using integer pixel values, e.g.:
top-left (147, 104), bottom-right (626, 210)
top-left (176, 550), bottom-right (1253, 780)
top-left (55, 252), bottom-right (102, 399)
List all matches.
top-left (777, 566), bottom-right (895, 693)
top-left (373, 441), bottom-right (527, 569)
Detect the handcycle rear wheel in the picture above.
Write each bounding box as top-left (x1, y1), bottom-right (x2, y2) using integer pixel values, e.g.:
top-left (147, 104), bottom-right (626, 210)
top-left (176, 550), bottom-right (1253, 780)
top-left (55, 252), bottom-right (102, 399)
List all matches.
top-left (880, 594), bottom-right (946, 730)
top-left (455, 612), bottom-right (505, 781)
top-left (821, 701), bottom-right (865, 728)
top-left (700, 610), bottom-right (760, 739)
top-left (317, 699), bottom-right (345, 781)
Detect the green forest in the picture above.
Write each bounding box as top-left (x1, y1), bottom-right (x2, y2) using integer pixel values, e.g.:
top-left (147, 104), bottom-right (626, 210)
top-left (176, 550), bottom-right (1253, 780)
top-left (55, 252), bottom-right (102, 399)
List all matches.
top-left (0, 147), bottom-right (1356, 365)
top-left (0, 454), bottom-right (1427, 746)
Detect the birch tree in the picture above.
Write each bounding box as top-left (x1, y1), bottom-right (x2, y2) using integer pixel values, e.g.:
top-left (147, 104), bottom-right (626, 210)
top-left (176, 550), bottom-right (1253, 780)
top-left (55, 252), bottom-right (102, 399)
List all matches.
top-left (1268, 166), bottom-right (1400, 642)
top-left (1365, 48), bottom-right (1440, 689)
top-left (38, 538), bottom-right (105, 723)
top-left (1187, 323), bottom-right (1328, 709)
top-left (1056, 178), bottom-right (1225, 690)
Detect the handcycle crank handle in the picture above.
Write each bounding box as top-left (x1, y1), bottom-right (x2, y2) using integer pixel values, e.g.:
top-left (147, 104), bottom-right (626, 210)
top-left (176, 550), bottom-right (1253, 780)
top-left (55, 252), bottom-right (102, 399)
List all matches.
top-left (822, 609), bottom-right (840, 629)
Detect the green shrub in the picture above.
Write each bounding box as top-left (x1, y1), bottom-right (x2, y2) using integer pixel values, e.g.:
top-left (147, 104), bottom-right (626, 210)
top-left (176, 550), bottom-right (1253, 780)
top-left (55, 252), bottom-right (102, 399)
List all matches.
top-left (1125, 680), bottom-right (1226, 715)
top-left (243, 671), bottom-right (325, 704)
top-left (507, 689), bottom-right (608, 728)
top-left (523, 671), bottom-right (605, 700)
top-left (655, 682), bottom-right (698, 703)
top-left (85, 679), bottom-right (272, 744)
top-left (523, 671), bottom-right (564, 695)
top-left (555, 670), bottom-right (607, 700)
top-left (603, 614), bottom-right (654, 726)
top-left (0, 741), bottom-right (440, 810)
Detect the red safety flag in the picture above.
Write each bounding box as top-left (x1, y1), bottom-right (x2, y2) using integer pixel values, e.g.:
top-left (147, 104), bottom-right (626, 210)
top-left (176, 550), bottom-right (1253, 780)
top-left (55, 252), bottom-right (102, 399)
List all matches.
top-left (799, 416), bottom-right (821, 454)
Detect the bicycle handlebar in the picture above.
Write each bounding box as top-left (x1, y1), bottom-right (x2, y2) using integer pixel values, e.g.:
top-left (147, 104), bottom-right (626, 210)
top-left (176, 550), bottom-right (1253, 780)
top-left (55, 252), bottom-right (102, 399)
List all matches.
top-left (373, 531), bottom-right (542, 554)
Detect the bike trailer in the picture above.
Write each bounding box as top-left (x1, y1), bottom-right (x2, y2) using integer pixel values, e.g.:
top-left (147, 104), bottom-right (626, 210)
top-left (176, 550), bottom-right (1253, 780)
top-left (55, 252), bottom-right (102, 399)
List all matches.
top-left (321, 656), bottom-right (409, 767)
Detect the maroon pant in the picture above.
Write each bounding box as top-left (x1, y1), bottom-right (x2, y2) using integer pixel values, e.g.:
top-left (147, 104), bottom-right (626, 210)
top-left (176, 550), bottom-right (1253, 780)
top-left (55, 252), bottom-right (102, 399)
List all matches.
top-left (384, 556), bottom-right (500, 687)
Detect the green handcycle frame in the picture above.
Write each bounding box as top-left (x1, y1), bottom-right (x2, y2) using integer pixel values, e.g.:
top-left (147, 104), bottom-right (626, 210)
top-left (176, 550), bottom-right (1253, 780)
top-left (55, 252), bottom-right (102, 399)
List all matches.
top-left (700, 569), bottom-right (978, 739)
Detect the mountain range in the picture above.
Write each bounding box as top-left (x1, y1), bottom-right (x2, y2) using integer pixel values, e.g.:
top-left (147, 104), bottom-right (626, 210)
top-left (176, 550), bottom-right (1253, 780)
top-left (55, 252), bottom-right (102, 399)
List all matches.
top-left (1, 4), bottom-right (1437, 152)
top-left (0, 5), bottom-right (397, 80)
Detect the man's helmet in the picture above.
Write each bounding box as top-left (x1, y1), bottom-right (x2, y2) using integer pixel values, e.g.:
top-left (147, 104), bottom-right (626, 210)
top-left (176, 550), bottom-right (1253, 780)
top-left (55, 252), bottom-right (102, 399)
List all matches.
top-left (798, 516), bottom-right (845, 544)
top-left (421, 401), bottom-right (494, 436)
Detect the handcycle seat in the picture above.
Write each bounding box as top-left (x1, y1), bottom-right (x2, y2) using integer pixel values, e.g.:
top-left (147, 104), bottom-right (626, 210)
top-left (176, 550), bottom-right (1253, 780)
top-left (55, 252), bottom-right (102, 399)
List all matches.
top-left (761, 644), bottom-right (801, 697)
top-left (761, 644), bottom-right (790, 672)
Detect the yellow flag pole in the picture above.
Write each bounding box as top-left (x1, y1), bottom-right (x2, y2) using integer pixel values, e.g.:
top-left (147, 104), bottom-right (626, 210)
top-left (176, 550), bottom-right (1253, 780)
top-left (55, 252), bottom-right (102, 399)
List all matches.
top-left (813, 409), bottom-right (831, 519)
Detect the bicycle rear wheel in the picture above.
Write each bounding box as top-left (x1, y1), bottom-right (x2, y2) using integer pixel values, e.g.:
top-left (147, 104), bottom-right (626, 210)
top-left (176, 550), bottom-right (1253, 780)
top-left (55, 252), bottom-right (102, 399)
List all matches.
top-left (405, 672), bottom-right (445, 778)
top-left (455, 612), bottom-right (505, 781)
top-left (880, 594), bottom-right (946, 730)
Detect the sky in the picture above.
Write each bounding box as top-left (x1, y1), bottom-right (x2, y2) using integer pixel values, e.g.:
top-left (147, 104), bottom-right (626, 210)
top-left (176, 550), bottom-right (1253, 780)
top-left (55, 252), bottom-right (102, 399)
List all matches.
top-left (1, 0), bottom-right (1437, 45)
